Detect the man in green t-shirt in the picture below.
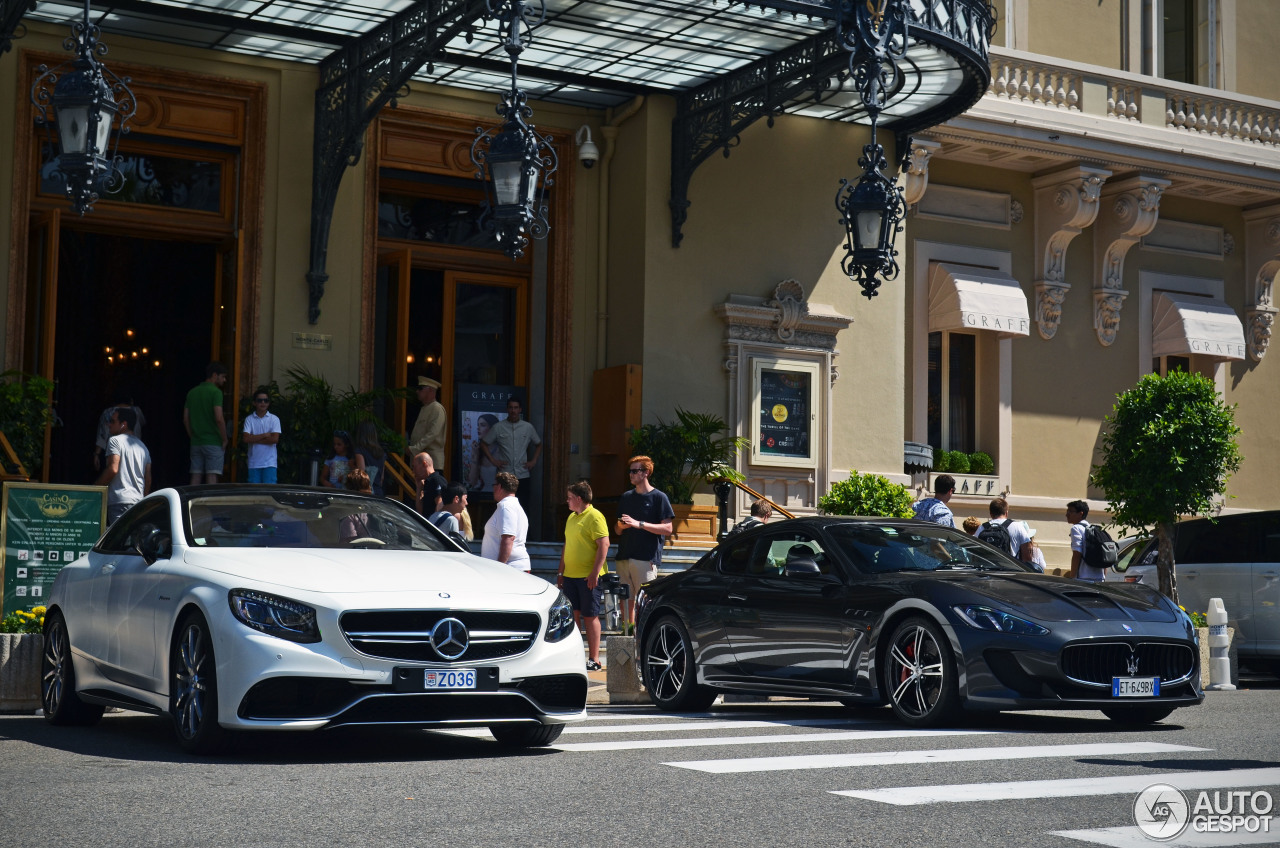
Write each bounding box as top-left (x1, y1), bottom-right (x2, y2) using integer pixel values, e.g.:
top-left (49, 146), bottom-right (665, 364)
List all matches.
top-left (557, 480), bottom-right (610, 671)
top-left (183, 362), bottom-right (228, 485)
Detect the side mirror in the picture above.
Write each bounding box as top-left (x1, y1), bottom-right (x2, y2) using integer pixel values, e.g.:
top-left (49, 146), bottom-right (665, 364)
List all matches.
top-left (784, 558), bottom-right (822, 577)
top-left (135, 526), bottom-right (171, 565)
top-left (446, 530), bottom-right (470, 552)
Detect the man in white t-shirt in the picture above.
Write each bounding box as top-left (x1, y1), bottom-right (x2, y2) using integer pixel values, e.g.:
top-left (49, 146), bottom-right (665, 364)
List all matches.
top-left (242, 388), bottom-right (282, 484)
top-left (976, 497), bottom-right (1033, 562)
top-left (95, 408), bottom-right (151, 525)
top-left (1066, 499), bottom-right (1104, 582)
top-left (481, 472), bottom-right (530, 571)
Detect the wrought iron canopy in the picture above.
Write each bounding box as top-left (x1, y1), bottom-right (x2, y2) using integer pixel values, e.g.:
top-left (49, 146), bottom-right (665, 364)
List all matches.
top-left (15, 0), bottom-right (994, 319)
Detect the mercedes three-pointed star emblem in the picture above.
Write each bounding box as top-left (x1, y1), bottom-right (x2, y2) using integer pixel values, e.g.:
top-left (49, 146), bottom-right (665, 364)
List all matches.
top-left (430, 617), bottom-right (469, 661)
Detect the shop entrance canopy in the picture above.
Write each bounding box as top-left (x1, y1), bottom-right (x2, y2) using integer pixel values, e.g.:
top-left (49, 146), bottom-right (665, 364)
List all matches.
top-left (1152, 291), bottom-right (1246, 361)
top-left (929, 263), bottom-right (1031, 339)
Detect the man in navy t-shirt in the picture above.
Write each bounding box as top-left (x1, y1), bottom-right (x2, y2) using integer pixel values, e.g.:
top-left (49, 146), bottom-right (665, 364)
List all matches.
top-left (615, 455), bottom-right (674, 633)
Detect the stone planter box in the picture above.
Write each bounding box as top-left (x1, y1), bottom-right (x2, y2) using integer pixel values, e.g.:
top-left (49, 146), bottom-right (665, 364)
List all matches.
top-left (1197, 626), bottom-right (1238, 688)
top-left (0, 633), bottom-right (43, 712)
top-left (667, 504), bottom-right (720, 549)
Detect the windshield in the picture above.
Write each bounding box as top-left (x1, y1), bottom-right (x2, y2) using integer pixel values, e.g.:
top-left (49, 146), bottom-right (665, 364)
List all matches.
top-left (184, 491), bottom-right (454, 552)
top-left (823, 522), bottom-right (1032, 574)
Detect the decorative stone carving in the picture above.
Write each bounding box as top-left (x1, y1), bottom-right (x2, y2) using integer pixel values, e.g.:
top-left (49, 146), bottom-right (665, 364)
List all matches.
top-left (903, 139), bottom-right (941, 207)
top-left (1032, 165), bottom-right (1111, 340)
top-left (1223, 233), bottom-right (1235, 256)
top-left (1242, 204), bottom-right (1280, 362)
top-left (716, 280), bottom-right (852, 352)
top-left (1093, 175), bottom-right (1170, 346)
top-left (1009, 199), bottom-right (1024, 225)
top-left (769, 279), bottom-right (808, 341)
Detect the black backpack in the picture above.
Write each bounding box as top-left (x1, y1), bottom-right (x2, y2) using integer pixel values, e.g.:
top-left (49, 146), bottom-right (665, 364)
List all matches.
top-left (1083, 524), bottom-right (1119, 569)
top-left (980, 519), bottom-right (1015, 556)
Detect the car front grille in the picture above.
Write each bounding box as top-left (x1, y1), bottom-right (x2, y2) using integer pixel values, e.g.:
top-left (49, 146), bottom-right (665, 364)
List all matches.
top-left (340, 609), bottom-right (542, 663)
top-left (1060, 641), bottom-right (1196, 688)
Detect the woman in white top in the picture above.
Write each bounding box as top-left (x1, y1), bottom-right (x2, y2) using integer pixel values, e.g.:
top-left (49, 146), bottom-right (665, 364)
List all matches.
top-left (480, 471), bottom-right (530, 570)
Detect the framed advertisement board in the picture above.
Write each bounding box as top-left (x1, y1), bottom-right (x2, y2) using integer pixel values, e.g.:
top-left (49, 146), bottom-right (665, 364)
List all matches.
top-left (750, 359), bottom-right (819, 469)
top-left (456, 383), bottom-right (523, 502)
top-left (1, 483), bottom-right (106, 616)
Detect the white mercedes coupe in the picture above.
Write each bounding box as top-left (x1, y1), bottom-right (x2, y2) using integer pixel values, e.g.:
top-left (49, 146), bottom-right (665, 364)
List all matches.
top-left (41, 486), bottom-right (587, 753)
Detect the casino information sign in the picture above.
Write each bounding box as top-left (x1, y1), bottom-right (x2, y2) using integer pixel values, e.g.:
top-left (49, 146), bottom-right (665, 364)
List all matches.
top-left (1, 483), bottom-right (106, 616)
top-left (758, 369), bottom-right (811, 459)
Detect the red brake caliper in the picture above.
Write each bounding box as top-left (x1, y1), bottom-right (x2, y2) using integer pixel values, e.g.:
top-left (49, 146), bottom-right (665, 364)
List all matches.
top-left (899, 638), bottom-right (914, 684)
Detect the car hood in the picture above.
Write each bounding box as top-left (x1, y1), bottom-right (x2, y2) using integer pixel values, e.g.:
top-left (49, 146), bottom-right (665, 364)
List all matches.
top-left (928, 571), bottom-right (1178, 623)
top-left (181, 548), bottom-right (551, 596)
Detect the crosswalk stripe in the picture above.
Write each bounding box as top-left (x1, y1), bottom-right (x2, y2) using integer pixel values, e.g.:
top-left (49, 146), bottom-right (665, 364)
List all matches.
top-left (557, 728), bottom-right (999, 753)
top-left (1050, 825), bottom-right (1280, 847)
top-left (666, 742), bottom-right (1207, 774)
top-left (833, 767), bottom-right (1280, 805)
top-left (563, 718), bottom-right (893, 735)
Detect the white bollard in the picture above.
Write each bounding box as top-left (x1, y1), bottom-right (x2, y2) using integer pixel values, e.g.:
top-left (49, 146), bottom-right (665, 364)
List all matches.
top-left (1206, 597), bottom-right (1236, 691)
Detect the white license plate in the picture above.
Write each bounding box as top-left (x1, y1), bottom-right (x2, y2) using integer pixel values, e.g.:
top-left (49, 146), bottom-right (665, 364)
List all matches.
top-left (424, 669), bottom-right (476, 690)
top-left (1112, 676), bottom-right (1160, 697)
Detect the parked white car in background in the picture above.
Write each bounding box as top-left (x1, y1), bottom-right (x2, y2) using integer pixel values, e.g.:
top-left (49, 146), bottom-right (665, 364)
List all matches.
top-left (42, 486), bottom-right (587, 753)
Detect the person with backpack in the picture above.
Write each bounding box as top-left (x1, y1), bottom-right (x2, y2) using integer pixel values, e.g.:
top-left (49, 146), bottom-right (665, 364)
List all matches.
top-left (1066, 499), bottom-right (1118, 581)
top-left (977, 497), bottom-right (1033, 564)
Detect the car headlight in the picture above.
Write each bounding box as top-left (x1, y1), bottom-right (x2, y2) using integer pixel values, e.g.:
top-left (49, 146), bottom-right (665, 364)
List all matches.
top-left (544, 591), bottom-right (576, 642)
top-left (953, 604), bottom-right (1049, 636)
top-left (228, 589), bottom-right (320, 643)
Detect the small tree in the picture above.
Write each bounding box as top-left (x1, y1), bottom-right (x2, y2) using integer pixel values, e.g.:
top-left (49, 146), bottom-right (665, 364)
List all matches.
top-left (818, 471), bottom-right (915, 518)
top-left (1090, 370), bottom-right (1242, 603)
top-left (627, 408), bottom-right (748, 504)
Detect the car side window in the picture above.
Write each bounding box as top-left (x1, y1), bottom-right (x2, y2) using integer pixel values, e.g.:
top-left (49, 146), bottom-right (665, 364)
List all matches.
top-left (747, 532), bottom-right (830, 576)
top-left (1175, 516), bottom-right (1255, 564)
top-left (1259, 513), bottom-right (1280, 563)
top-left (719, 540), bottom-right (753, 575)
top-left (96, 499), bottom-right (172, 555)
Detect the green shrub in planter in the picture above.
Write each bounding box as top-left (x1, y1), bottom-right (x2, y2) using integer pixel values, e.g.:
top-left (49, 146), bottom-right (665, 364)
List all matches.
top-left (969, 451), bottom-right (994, 475)
top-left (932, 448), bottom-right (950, 473)
top-left (946, 451), bottom-right (971, 474)
top-left (819, 471), bottom-right (915, 518)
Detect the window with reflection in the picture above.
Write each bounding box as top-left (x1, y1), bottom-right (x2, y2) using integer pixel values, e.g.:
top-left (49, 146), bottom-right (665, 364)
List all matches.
top-left (378, 193), bottom-right (501, 250)
top-left (40, 147), bottom-right (224, 214)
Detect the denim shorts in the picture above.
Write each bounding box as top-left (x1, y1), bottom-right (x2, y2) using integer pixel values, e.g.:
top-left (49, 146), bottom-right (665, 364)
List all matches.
top-left (190, 445), bottom-right (225, 474)
top-left (562, 576), bottom-right (605, 617)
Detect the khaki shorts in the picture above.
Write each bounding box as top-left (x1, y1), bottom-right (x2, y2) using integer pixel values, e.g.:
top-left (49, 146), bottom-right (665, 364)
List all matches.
top-left (617, 558), bottom-right (658, 594)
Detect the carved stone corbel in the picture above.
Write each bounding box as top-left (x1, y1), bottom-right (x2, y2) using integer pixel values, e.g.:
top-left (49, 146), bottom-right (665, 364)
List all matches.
top-left (903, 139), bottom-right (941, 208)
top-left (1032, 165), bottom-right (1111, 340)
top-left (1092, 175), bottom-right (1170, 346)
top-left (1243, 204), bottom-right (1280, 361)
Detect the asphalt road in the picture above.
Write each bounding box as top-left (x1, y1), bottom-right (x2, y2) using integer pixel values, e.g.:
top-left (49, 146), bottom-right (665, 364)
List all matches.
top-left (3, 679), bottom-right (1280, 848)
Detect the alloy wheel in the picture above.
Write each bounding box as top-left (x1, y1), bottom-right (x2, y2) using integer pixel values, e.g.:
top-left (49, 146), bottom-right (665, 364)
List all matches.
top-left (646, 621), bottom-right (687, 702)
top-left (173, 622), bottom-right (211, 740)
top-left (887, 623), bottom-right (945, 719)
top-left (41, 620), bottom-right (68, 715)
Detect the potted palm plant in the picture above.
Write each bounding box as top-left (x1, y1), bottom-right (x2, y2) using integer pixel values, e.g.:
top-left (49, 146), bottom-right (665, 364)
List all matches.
top-left (628, 408), bottom-right (748, 547)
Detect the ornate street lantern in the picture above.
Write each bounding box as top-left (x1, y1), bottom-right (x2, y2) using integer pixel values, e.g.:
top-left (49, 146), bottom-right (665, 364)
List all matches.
top-left (30, 0), bottom-right (136, 216)
top-left (834, 0), bottom-right (909, 299)
top-left (470, 0), bottom-right (558, 260)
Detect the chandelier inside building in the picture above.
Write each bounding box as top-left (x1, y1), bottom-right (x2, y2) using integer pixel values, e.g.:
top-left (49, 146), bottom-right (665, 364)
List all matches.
top-left (29, 0), bottom-right (136, 216)
top-left (470, 0), bottom-right (559, 261)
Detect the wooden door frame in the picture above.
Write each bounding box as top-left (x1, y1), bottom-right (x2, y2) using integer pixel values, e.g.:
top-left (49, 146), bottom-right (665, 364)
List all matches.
top-left (6, 52), bottom-right (267, 409)
top-left (361, 105), bottom-right (575, 518)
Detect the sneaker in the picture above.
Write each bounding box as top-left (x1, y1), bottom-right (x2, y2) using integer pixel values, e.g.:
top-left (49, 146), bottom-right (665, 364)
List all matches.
top-left (585, 659), bottom-right (603, 671)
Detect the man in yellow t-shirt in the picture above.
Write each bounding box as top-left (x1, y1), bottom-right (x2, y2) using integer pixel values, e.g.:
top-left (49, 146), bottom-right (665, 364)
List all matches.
top-left (557, 480), bottom-right (610, 671)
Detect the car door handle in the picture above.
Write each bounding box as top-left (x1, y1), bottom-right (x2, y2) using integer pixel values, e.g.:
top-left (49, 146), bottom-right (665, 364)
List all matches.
top-left (100, 564), bottom-right (115, 574)
top-left (728, 593), bottom-right (747, 601)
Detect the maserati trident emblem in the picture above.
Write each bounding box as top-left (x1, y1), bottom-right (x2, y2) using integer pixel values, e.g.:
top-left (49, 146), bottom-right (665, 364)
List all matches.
top-left (1126, 653), bottom-right (1140, 676)
top-left (430, 617), bottom-right (469, 660)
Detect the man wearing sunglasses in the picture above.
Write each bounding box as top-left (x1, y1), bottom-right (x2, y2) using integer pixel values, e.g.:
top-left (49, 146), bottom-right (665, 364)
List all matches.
top-left (614, 455), bottom-right (674, 633)
top-left (242, 387), bottom-right (281, 484)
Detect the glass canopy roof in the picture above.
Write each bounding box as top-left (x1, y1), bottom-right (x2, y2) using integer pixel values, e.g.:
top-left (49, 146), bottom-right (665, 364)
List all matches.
top-left (22, 0), bottom-right (988, 119)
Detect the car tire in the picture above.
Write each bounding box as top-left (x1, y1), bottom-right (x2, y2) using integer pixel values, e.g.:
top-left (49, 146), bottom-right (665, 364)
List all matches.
top-left (41, 611), bottom-right (105, 726)
top-left (1101, 705), bottom-right (1176, 725)
top-left (882, 616), bottom-right (960, 727)
top-left (488, 723), bottom-right (565, 747)
top-left (643, 615), bottom-right (716, 712)
top-left (170, 612), bottom-right (228, 754)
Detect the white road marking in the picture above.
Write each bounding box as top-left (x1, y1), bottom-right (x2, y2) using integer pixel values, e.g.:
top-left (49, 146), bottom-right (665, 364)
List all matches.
top-left (557, 727), bottom-right (1000, 752)
top-left (833, 767), bottom-right (1280, 805)
top-left (1050, 825), bottom-right (1280, 847)
top-left (666, 742), bottom-right (1208, 774)
top-left (563, 718), bottom-right (886, 734)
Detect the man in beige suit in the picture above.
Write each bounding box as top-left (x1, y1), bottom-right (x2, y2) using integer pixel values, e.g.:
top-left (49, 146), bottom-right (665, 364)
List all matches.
top-left (408, 376), bottom-right (446, 471)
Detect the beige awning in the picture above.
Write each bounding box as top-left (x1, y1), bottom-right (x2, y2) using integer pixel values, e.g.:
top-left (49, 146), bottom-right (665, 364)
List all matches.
top-left (1152, 292), bottom-right (1246, 360)
top-left (928, 263), bottom-right (1031, 338)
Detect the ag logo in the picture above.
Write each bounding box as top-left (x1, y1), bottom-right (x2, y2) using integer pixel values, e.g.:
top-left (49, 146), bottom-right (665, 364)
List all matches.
top-left (1134, 783), bottom-right (1189, 840)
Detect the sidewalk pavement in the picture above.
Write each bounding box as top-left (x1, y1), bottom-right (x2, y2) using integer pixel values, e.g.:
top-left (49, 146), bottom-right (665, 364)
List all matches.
top-left (586, 638), bottom-right (611, 705)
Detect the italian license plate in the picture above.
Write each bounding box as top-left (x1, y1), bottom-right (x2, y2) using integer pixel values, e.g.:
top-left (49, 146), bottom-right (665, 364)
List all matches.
top-left (424, 669), bottom-right (476, 690)
top-left (1112, 676), bottom-right (1160, 697)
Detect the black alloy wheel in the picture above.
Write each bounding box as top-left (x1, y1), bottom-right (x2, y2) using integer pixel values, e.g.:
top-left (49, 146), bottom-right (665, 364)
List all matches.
top-left (489, 724), bottom-right (565, 747)
top-left (41, 612), bottom-right (104, 726)
top-left (170, 612), bottom-right (227, 754)
top-left (883, 616), bottom-right (960, 727)
top-left (642, 615), bottom-right (716, 712)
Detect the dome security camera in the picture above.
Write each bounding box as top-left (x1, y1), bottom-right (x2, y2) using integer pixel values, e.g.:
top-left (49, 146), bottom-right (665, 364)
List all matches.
top-left (576, 125), bottom-right (600, 169)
